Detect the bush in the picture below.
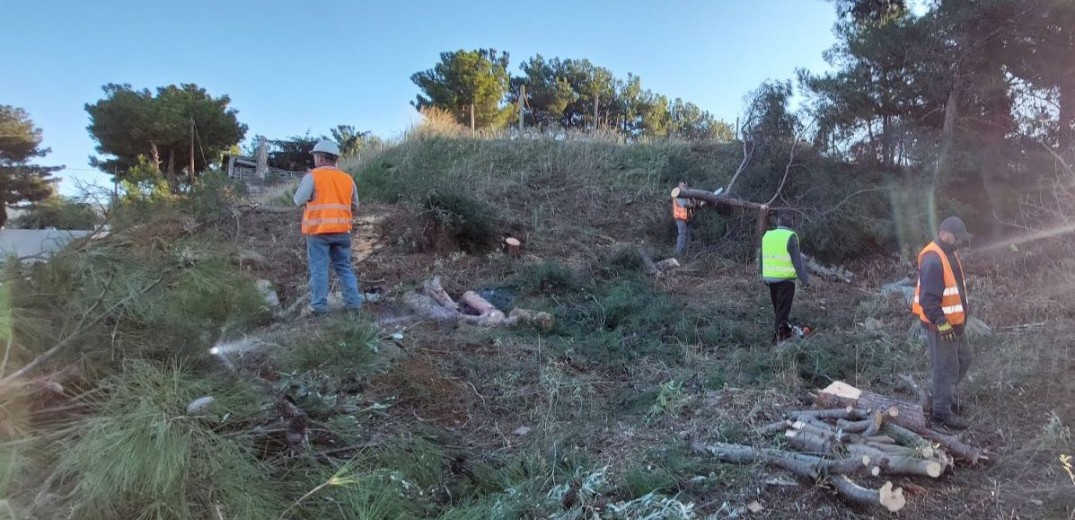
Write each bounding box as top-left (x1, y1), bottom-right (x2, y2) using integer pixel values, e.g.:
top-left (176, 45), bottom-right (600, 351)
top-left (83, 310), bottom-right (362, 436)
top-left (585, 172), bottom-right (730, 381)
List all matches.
top-left (512, 262), bottom-right (581, 296)
top-left (424, 190), bottom-right (499, 252)
top-left (12, 195), bottom-right (100, 230)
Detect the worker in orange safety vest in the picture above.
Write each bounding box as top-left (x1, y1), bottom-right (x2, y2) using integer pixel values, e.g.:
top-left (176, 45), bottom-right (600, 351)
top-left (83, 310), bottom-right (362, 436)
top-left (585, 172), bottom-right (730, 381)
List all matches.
top-left (672, 182), bottom-right (704, 256)
top-left (911, 216), bottom-right (973, 431)
top-left (293, 139), bottom-right (362, 316)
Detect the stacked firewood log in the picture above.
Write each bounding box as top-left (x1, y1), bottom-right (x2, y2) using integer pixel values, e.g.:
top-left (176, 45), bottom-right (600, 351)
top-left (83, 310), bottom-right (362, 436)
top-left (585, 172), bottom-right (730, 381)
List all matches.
top-left (692, 381), bottom-right (986, 513)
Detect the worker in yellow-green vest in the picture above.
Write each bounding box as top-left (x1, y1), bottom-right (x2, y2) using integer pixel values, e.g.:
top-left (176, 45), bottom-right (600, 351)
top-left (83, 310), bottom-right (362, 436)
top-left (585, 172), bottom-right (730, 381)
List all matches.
top-left (760, 212), bottom-right (809, 343)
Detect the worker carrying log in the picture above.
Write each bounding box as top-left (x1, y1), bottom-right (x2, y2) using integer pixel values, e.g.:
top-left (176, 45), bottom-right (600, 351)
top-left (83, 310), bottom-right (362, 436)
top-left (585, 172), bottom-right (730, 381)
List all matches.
top-left (912, 216), bottom-right (973, 431)
top-left (760, 212), bottom-right (809, 343)
top-left (672, 181), bottom-right (705, 256)
top-left (293, 139), bottom-right (363, 316)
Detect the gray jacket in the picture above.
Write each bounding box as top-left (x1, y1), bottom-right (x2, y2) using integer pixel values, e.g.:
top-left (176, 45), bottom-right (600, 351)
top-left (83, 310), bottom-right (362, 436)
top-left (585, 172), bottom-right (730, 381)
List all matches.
top-left (292, 168), bottom-right (360, 211)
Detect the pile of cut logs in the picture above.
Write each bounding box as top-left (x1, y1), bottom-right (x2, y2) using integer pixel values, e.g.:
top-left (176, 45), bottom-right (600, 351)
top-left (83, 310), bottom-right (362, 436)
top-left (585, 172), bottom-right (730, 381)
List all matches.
top-left (692, 380), bottom-right (986, 513)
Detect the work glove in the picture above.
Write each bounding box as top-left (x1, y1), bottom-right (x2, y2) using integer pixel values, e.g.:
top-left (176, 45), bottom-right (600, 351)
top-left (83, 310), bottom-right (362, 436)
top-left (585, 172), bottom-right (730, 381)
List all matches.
top-left (937, 322), bottom-right (957, 341)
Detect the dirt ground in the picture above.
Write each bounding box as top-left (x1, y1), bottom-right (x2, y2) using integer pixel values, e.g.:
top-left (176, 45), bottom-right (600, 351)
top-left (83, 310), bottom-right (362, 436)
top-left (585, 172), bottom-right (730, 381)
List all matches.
top-left (239, 202), bottom-right (1075, 519)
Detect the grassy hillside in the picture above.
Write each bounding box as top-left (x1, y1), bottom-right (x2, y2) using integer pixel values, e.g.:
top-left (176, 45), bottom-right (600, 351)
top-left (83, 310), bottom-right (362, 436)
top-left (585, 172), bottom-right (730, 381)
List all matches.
top-left (1, 137), bottom-right (1072, 519)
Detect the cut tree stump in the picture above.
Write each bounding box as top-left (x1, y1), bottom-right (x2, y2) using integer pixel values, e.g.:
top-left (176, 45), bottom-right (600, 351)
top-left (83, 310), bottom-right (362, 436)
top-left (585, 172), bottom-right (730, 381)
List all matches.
top-left (504, 237), bottom-right (521, 257)
top-left (816, 381), bottom-right (927, 433)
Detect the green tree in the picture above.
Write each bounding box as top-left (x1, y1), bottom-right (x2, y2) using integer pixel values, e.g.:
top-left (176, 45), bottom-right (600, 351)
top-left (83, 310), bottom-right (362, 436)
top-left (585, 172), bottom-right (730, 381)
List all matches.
top-left (0, 105), bottom-right (59, 228)
top-left (330, 125), bottom-right (382, 157)
top-left (411, 49), bottom-right (512, 130)
top-left (86, 83), bottom-right (247, 190)
top-left (13, 194), bottom-right (99, 230)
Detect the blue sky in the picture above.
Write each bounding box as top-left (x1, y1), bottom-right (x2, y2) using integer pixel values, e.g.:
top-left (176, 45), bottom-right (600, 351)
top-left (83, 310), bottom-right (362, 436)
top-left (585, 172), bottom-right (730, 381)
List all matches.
top-left (4, 0), bottom-right (839, 194)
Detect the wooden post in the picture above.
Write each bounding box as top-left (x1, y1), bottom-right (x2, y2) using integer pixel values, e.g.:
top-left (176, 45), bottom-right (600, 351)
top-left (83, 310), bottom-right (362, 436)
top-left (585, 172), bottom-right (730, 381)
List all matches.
top-left (189, 118), bottom-right (196, 190)
top-left (256, 136), bottom-right (268, 180)
top-left (593, 91), bottom-right (599, 131)
top-left (518, 85), bottom-right (526, 133)
top-left (470, 104), bottom-right (475, 131)
top-left (757, 204), bottom-right (770, 250)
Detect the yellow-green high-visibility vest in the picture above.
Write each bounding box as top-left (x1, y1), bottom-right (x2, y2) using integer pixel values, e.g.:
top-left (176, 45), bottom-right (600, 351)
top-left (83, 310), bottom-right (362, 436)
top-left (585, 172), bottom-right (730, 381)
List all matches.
top-left (761, 228), bottom-right (798, 280)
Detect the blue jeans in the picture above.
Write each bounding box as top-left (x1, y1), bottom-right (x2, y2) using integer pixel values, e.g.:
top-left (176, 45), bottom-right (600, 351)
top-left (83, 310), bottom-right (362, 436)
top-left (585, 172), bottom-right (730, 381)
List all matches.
top-left (675, 220), bottom-right (691, 256)
top-left (306, 233), bottom-right (362, 313)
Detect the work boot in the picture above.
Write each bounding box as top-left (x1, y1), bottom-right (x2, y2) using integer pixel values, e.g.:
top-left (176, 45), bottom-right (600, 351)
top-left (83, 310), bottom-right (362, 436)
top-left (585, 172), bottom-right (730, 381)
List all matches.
top-left (931, 414), bottom-right (969, 431)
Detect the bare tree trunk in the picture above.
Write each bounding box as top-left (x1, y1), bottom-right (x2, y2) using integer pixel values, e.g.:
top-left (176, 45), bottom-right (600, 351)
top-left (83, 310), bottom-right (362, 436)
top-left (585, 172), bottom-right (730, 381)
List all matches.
top-left (149, 141), bottom-right (161, 172)
top-left (470, 104), bottom-right (475, 131)
top-left (1059, 76), bottom-right (1075, 154)
top-left (166, 148), bottom-right (178, 192)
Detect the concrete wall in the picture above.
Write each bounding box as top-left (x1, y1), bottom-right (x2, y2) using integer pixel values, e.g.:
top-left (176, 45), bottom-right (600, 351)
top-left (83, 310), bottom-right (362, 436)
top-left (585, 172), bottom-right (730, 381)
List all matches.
top-left (0, 229), bottom-right (93, 261)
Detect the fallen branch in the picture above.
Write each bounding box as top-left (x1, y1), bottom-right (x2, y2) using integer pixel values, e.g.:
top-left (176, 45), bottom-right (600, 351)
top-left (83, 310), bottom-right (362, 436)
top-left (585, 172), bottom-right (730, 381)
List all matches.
top-left (801, 253), bottom-right (854, 284)
top-left (422, 276), bottom-right (458, 312)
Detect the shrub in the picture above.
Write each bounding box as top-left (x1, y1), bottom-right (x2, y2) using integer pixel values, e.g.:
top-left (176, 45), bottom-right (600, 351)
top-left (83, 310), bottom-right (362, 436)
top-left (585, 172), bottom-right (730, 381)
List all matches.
top-left (424, 190), bottom-right (499, 252)
top-left (512, 262), bottom-right (581, 296)
top-left (12, 195), bottom-right (100, 230)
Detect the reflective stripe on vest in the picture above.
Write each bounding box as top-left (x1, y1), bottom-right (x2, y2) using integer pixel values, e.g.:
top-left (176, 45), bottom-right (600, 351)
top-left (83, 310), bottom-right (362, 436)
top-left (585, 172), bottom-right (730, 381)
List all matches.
top-left (672, 199), bottom-right (690, 221)
top-left (302, 167), bottom-right (355, 235)
top-left (910, 242), bottom-right (967, 326)
top-left (761, 228), bottom-right (798, 280)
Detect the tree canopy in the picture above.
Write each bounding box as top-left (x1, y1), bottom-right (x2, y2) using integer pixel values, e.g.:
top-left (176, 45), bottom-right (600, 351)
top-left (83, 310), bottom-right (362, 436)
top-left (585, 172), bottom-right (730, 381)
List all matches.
top-left (0, 105), bottom-right (59, 228)
top-left (412, 50), bottom-right (731, 141)
top-left (86, 83), bottom-right (247, 189)
top-left (412, 49), bottom-right (513, 130)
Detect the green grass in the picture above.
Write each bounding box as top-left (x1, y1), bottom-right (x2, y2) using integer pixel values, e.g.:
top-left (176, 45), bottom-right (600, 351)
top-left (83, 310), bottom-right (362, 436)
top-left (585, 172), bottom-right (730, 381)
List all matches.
top-left (271, 318), bottom-right (381, 375)
top-left (49, 361), bottom-right (283, 520)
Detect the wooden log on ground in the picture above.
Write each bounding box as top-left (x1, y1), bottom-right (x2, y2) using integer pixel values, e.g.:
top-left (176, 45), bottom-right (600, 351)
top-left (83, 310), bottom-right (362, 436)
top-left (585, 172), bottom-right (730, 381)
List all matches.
top-left (801, 253), bottom-right (855, 283)
top-left (691, 442), bottom-right (866, 478)
top-left (845, 444), bottom-right (945, 478)
top-left (690, 442), bottom-right (904, 512)
top-left (759, 420), bottom-right (792, 436)
top-left (402, 292), bottom-right (460, 323)
top-left (880, 423), bottom-right (933, 452)
top-left (830, 478), bottom-right (906, 513)
top-left (791, 420), bottom-right (850, 443)
top-left (863, 409), bottom-right (885, 437)
top-left (789, 408), bottom-right (868, 422)
top-left (919, 429), bottom-right (986, 464)
top-left (422, 276), bottom-right (458, 311)
top-left (654, 258), bottom-right (680, 272)
top-left (459, 291), bottom-right (497, 315)
top-left (837, 418), bottom-right (873, 433)
top-left (785, 429), bottom-right (837, 454)
top-left (899, 373), bottom-right (931, 413)
top-left (816, 381), bottom-right (927, 433)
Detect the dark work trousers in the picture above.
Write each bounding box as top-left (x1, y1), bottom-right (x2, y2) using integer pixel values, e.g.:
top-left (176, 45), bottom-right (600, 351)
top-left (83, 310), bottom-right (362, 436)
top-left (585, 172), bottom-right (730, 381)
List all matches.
top-left (925, 328), bottom-right (973, 419)
top-left (768, 281), bottom-right (796, 340)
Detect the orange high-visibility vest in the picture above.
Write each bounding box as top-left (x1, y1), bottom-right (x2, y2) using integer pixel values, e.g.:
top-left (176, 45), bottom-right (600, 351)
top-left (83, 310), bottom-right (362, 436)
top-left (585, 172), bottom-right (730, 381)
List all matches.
top-left (672, 199), bottom-right (691, 221)
top-left (911, 242), bottom-right (966, 326)
top-left (301, 167), bottom-right (355, 235)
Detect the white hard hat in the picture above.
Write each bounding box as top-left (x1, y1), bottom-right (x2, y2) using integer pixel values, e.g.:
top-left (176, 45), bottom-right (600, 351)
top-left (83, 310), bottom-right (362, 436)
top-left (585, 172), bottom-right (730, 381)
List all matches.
top-left (311, 139), bottom-right (340, 157)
